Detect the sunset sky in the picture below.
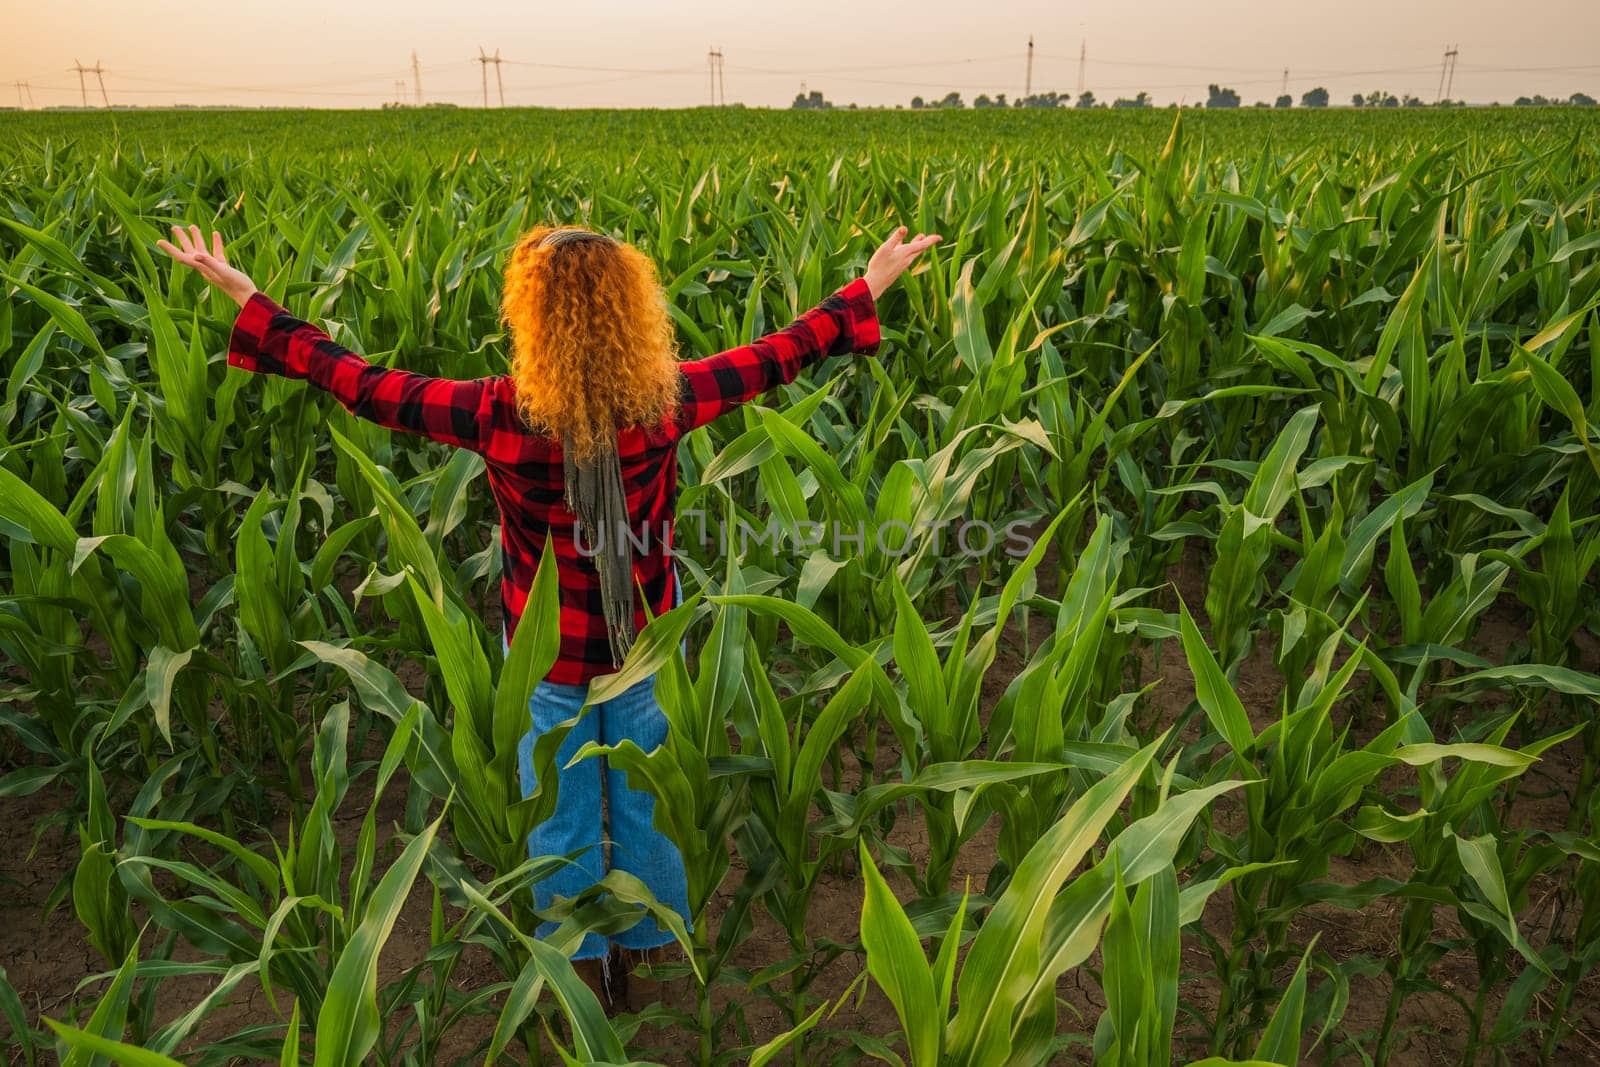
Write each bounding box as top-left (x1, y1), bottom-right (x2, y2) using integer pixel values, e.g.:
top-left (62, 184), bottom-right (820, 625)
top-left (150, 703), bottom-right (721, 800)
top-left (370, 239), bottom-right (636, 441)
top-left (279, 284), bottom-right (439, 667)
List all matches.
top-left (4, 0), bottom-right (1597, 110)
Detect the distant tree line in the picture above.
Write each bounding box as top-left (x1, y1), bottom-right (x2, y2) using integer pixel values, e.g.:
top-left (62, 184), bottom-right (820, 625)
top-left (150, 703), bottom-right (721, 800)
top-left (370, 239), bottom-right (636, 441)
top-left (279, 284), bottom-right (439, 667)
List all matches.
top-left (790, 90), bottom-right (865, 110)
top-left (789, 86), bottom-right (1599, 110)
top-left (1350, 91), bottom-right (1449, 108)
top-left (791, 89), bottom-right (832, 110)
top-left (909, 90), bottom-right (1153, 110)
top-left (1514, 92), bottom-right (1596, 106)
top-left (909, 91), bottom-right (966, 110)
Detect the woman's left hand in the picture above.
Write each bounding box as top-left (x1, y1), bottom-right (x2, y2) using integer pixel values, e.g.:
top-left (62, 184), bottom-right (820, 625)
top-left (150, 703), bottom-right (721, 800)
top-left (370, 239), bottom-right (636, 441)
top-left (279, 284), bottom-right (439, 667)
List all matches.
top-left (157, 225), bottom-right (259, 307)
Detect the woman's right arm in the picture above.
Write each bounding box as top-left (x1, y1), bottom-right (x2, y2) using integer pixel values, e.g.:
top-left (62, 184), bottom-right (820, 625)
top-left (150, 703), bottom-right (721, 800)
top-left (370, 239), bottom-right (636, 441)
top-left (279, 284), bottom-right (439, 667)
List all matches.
top-left (225, 292), bottom-right (497, 451)
top-left (161, 225), bottom-right (495, 451)
top-left (672, 226), bottom-right (940, 435)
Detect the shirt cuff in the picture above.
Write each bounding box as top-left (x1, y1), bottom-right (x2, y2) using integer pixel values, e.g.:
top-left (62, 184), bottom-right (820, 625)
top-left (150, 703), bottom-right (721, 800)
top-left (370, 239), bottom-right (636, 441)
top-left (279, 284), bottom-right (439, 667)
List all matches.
top-left (840, 277), bottom-right (882, 356)
top-left (227, 290), bottom-right (289, 374)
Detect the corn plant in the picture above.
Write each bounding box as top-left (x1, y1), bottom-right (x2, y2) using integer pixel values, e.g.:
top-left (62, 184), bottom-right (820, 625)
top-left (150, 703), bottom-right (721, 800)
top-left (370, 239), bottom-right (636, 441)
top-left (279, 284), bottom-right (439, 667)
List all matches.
top-left (1179, 603), bottom-right (1552, 1058)
top-left (856, 733), bottom-right (1252, 1066)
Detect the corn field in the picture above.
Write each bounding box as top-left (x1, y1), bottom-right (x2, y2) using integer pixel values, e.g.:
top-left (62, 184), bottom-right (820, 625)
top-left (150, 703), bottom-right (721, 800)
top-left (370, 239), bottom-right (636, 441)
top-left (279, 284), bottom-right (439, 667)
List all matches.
top-left (2, 107), bottom-right (1599, 1065)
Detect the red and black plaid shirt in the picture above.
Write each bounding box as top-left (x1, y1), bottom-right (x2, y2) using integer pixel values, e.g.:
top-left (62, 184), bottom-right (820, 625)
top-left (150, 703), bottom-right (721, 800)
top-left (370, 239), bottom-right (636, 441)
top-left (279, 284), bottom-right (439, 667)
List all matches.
top-left (227, 278), bottom-right (881, 684)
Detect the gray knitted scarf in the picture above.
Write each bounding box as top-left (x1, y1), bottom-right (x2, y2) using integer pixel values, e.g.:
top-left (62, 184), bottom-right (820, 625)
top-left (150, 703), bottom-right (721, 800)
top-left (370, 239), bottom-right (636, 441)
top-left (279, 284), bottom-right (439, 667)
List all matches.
top-left (563, 439), bottom-right (635, 666)
top-left (540, 227), bottom-right (636, 666)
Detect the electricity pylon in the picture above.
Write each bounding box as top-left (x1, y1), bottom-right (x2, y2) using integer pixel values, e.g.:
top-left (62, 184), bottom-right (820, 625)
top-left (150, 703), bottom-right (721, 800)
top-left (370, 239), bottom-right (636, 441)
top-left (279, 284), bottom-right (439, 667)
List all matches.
top-left (1437, 44), bottom-right (1459, 103)
top-left (707, 47), bottom-right (724, 106)
top-left (69, 60), bottom-right (109, 108)
top-left (478, 47), bottom-right (505, 107)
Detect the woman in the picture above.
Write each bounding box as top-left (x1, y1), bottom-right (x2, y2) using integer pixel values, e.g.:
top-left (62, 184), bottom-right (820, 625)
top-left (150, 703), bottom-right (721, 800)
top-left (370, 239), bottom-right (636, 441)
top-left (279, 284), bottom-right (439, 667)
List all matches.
top-left (158, 220), bottom-right (941, 1009)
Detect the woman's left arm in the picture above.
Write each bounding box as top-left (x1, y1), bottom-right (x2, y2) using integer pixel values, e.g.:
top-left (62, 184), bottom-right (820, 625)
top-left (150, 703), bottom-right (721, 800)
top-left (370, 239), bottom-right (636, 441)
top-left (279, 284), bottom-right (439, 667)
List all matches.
top-left (160, 225), bottom-right (495, 451)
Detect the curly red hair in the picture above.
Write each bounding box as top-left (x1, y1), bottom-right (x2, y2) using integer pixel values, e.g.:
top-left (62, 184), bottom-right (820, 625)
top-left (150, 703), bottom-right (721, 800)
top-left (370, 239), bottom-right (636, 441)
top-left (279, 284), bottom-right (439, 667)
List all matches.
top-left (500, 225), bottom-right (680, 462)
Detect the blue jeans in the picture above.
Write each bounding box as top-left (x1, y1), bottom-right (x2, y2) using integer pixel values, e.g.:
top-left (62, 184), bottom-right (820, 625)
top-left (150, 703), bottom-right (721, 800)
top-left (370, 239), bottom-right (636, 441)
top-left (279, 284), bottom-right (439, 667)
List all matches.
top-left (508, 575), bottom-right (692, 961)
top-left (515, 675), bottom-right (693, 959)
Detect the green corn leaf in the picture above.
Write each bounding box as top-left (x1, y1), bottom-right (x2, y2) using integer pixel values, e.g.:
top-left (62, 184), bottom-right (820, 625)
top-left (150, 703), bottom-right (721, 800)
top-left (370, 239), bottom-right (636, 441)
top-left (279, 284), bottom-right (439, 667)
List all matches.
top-left (524, 938), bottom-right (632, 1063)
top-left (47, 1020), bottom-right (186, 1067)
top-left (329, 426), bottom-right (444, 601)
top-left (0, 465), bottom-right (78, 551)
top-left (3, 273), bottom-right (105, 357)
top-left (1251, 944), bottom-right (1312, 1064)
top-left (313, 814), bottom-right (441, 1067)
top-left (279, 1000), bottom-right (301, 1067)
top-left (1177, 600), bottom-right (1254, 757)
top-left (58, 942), bottom-right (139, 1067)
top-left (858, 839), bottom-right (940, 1066)
top-left (1443, 664), bottom-right (1600, 699)
top-left (947, 735), bottom-right (1161, 1065)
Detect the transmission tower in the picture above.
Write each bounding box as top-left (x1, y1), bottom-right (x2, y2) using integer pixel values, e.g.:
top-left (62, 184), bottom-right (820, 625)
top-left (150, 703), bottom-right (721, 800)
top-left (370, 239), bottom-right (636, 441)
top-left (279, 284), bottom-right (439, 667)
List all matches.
top-left (707, 47), bottom-right (725, 106)
top-left (394, 79), bottom-right (407, 106)
top-left (478, 47), bottom-right (505, 107)
top-left (70, 60), bottom-right (110, 108)
top-left (14, 81), bottom-right (34, 109)
top-left (1281, 68), bottom-right (1289, 98)
top-left (1076, 40), bottom-right (1086, 95)
top-left (411, 50), bottom-right (423, 106)
top-left (1024, 35), bottom-right (1034, 98)
top-left (1436, 44), bottom-right (1461, 102)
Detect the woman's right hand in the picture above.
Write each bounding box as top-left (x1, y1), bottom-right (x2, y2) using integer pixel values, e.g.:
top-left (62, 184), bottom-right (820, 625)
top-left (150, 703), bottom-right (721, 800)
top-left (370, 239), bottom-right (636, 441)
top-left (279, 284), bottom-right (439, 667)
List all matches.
top-left (864, 225), bottom-right (942, 301)
top-left (157, 225), bottom-right (259, 308)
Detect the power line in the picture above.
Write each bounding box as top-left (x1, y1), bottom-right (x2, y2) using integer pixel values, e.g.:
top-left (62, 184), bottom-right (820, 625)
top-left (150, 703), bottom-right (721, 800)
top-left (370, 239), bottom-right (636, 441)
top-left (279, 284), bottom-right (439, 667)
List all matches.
top-left (22, 82), bottom-right (412, 100)
top-left (107, 66), bottom-right (455, 92)
top-left (502, 59), bottom-right (699, 75)
top-left (1042, 51), bottom-right (1280, 74)
top-left (1292, 64), bottom-right (1440, 79)
top-left (726, 54), bottom-right (1015, 76)
top-left (56, 51), bottom-right (1586, 103)
top-left (1455, 61), bottom-right (1600, 73)
top-left (1037, 52), bottom-right (1441, 80)
top-left (26, 58), bottom-right (469, 102)
top-left (5, 64), bottom-right (1503, 104)
top-left (3, 65), bottom-right (709, 108)
top-left (14, 48), bottom-right (1598, 110)
top-left (508, 69), bottom-right (701, 93)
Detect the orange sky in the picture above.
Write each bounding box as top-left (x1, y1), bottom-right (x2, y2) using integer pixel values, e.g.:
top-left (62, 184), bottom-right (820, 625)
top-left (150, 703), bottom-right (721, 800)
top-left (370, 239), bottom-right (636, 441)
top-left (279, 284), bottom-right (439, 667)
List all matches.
top-left (3, 0), bottom-right (1597, 109)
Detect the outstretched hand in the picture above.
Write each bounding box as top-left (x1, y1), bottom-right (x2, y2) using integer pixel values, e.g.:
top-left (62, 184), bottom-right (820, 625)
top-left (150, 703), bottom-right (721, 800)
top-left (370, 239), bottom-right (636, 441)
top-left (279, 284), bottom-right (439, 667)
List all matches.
top-left (157, 225), bottom-right (258, 307)
top-left (863, 225), bottom-right (942, 301)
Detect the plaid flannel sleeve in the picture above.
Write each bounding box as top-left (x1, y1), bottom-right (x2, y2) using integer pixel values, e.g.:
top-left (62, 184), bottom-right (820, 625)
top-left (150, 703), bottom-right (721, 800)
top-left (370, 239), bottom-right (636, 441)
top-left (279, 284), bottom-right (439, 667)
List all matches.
top-left (227, 291), bottom-right (495, 451)
top-left (671, 276), bottom-right (881, 435)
